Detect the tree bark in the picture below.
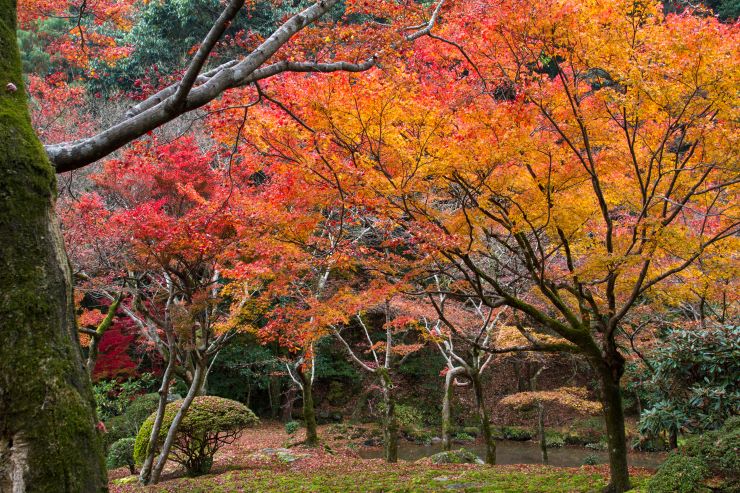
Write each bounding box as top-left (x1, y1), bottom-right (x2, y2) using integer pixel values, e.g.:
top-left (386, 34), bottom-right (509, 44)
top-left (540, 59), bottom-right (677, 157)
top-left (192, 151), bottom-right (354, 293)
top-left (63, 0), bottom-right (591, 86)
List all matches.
top-left (379, 373), bottom-right (398, 463)
top-left (149, 358), bottom-right (206, 484)
top-left (297, 370), bottom-right (318, 446)
top-left (0, 1), bottom-right (107, 490)
top-left (538, 403), bottom-right (548, 464)
top-left (85, 294), bottom-right (122, 376)
top-left (442, 367), bottom-right (465, 451)
top-left (470, 372), bottom-right (495, 465)
top-left (138, 342), bottom-right (176, 485)
top-left (597, 361), bottom-right (631, 493)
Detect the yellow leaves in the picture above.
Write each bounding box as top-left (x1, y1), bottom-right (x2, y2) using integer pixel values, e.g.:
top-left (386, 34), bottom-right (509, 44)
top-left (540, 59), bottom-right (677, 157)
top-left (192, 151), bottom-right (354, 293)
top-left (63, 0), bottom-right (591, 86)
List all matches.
top-left (499, 386), bottom-right (601, 415)
top-left (494, 325), bottom-right (569, 353)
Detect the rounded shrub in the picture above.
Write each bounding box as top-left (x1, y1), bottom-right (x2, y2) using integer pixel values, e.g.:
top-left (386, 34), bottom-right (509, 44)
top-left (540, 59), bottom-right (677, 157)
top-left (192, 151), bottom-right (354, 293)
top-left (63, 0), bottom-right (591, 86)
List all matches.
top-left (285, 420), bottom-right (300, 435)
top-left (646, 454), bottom-right (709, 493)
top-left (581, 454), bottom-right (599, 466)
top-left (134, 396), bottom-right (258, 476)
top-left (107, 437), bottom-right (136, 474)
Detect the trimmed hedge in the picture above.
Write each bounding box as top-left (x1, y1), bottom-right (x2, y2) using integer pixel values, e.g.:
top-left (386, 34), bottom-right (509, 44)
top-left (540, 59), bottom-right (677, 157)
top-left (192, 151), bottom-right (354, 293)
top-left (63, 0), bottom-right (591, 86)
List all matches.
top-left (134, 396), bottom-right (258, 476)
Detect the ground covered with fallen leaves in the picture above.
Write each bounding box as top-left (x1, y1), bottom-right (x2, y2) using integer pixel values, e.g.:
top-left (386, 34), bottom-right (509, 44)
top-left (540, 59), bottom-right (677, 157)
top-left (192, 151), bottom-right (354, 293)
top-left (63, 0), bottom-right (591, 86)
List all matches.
top-left (110, 423), bottom-right (653, 492)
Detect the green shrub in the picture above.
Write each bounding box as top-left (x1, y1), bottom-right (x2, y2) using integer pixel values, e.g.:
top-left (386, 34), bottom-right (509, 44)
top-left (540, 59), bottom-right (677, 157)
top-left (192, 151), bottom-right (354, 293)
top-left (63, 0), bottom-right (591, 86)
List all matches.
top-left (134, 396), bottom-right (258, 476)
top-left (462, 426), bottom-right (480, 437)
top-left (103, 393), bottom-right (160, 450)
top-left (93, 374), bottom-right (156, 421)
top-left (545, 432), bottom-right (565, 448)
top-left (585, 440), bottom-right (608, 451)
top-left (581, 454), bottom-right (599, 466)
top-left (454, 432), bottom-right (475, 442)
top-left (501, 426), bottom-right (533, 441)
top-left (395, 404), bottom-right (425, 430)
top-left (681, 416), bottom-right (740, 478)
top-left (646, 454), bottom-right (709, 493)
top-left (285, 421), bottom-right (300, 435)
top-left (107, 438), bottom-right (136, 474)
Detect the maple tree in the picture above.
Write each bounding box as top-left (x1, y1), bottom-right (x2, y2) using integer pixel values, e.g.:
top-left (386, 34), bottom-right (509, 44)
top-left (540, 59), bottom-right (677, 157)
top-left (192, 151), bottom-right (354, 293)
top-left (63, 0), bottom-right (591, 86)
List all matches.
top-left (2, 0), bottom-right (449, 486)
top-left (499, 385), bottom-right (601, 463)
top-left (415, 289), bottom-right (503, 464)
top-left (230, 2), bottom-right (739, 489)
top-left (3, 0), bottom-right (739, 491)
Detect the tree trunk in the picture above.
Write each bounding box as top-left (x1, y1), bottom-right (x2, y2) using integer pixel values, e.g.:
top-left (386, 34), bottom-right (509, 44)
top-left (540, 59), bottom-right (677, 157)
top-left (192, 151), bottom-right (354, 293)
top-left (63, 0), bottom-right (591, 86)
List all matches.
top-left (669, 429), bottom-right (678, 450)
top-left (470, 372), bottom-right (495, 465)
top-left (86, 294), bottom-right (122, 375)
top-left (442, 367), bottom-right (465, 451)
top-left (379, 373), bottom-right (398, 463)
top-left (281, 386), bottom-right (297, 423)
top-left (149, 357), bottom-right (206, 484)
top-left (269, 375), bottom-right (281, 419)
top-left (597, 363), bottom-right (631, 493)
top-left (298, 370), bottom-right (318, 446)
top-left (538, 403), bottom-right (548, 464)
top-left (0, 2), bottom-right (107, 490)
top-left (138, 343), bottom-right (176, 485)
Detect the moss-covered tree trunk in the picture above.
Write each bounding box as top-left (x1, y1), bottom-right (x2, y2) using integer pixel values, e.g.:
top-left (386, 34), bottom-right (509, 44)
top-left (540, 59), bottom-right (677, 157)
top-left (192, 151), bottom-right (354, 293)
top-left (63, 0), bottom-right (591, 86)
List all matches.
top-left (378, 372), bottom-right (398, 463)
top-left (594, 355), bottom-right (630, 493)
top-left (297, 369), bottom-right (318, 446)
top-left (537, 403), bottom-right (548, 464)
top-left (85, 293), bottom-right (122, 375)
top-left (0, 1), bottom-right (107, 490)
top-left (470, 372), bottom-right (495, 465)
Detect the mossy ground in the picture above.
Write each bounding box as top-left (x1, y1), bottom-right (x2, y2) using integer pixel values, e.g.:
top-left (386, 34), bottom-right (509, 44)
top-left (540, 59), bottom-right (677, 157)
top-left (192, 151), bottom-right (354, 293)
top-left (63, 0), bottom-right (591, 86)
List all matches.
top-left (109, 423), bottom-right (653, 493)
top-left (112, 462), bottom-right (650, 492)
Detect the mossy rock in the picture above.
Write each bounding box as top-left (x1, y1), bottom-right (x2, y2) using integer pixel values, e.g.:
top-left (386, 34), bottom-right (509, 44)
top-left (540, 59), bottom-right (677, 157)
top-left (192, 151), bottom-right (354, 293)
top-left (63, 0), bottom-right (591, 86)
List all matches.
top-left (429, 448), bottom-right (484, 465)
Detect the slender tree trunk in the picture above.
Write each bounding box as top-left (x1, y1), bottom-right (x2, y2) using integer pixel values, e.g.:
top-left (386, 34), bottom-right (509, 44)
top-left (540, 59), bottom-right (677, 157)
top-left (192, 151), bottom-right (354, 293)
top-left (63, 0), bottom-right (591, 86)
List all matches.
top-left (86, 294), bottom-right (122, 375)
top-left (139, 344), bottom-right (176, 484)
top-left (269, 375), bottom-right (281, 419)
top-left (0, 2), bottom-right (107, 490)
top-left (597, 361), bottom-right (631, 493)
top-left (470, 372), bottom-right (495, 465)
top-left (669, 429), bottom-right (678, 450)
top-left (281, 386), bottom-right (297, 422)
top-left (538, 403), bottom-right (548, 464)
top-left (442, 367), bottom-right (465, 451)
top-left (298, 370), bottom-right (318, 446)
top-left (149, 358), bottom-right (206, 484)
top-left (379, 373), bottom-right (398, 463)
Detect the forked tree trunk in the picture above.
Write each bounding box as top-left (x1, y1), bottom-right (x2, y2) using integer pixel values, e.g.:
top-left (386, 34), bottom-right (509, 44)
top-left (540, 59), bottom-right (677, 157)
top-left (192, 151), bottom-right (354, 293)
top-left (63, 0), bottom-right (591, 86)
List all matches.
top-left (85, 294), bottom-right (122, 375)
top-left (0, 2), bottom-right (107, 490)
top-left (149, 358), bottom-right (206, 484)
top-left (297, 369), bottom-right (318, 446)
top-left (442, 367), bottom-right (465, 451)
top-left (470, 372), bottom-right (495, 465)
top-left (139, 345), bottom-right (176, 484)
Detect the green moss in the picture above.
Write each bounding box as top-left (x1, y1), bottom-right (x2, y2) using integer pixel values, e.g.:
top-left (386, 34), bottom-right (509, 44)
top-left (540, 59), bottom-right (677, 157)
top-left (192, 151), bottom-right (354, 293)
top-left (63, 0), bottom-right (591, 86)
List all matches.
top-left (0, 0), bottom-right (107, 490)
top-left (109, 464), bottom-right (652, 492)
